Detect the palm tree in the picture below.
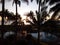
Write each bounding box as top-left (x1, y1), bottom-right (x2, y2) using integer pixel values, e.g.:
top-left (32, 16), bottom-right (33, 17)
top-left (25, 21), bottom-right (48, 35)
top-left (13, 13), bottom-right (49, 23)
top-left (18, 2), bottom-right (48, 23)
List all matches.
top-left (12, 0), bottom-right (21, 26)
top-left (25, 0), bottom-right (45, 44)
top-left (1, 0), bottom-right (5, 25)
top-left (12, 0), bottom-right (41, 44)
top-left (26, 11), bottom-right (48, 45)
top-left (0, 0), bottom-right (5, 39)
top-left (0, 0), bottom-right (11, 25)
top-left (26, 11), bottom-right (37, 25)
top-left (12, 0), bottom-right (33, 25)
top-left (25, 0), bottom-right (60, 44)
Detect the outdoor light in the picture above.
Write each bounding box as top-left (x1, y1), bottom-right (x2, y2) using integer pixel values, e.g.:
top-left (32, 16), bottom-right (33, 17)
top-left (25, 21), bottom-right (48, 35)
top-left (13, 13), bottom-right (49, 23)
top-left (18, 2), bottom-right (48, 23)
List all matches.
top-left (0, 16), bottom-right (2, 21)
top-left (58, 18), bottom-right (60, 21)
top-left (5, 17), bottom-right (8, 20)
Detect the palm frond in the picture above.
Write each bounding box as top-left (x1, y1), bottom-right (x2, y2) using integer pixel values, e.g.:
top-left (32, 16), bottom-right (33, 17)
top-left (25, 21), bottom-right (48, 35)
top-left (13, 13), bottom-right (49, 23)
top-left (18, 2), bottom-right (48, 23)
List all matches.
top-left (32, 17), bottom-right (37, 24)
top-left (17, 0), bottom-right (21, 6)
top-left (26, 20), bottom-right (34, 25)
top-left (50, 0), bottom-right (60, 5)
top-left (21, 0), bottom-right (33, 5)
top-left (31, 0), bottom-right (33, 2)
top-left (12, 0), bottom-right (21, 6)
top-left (50, 3), bottom-right (60, 11)
top-left (22, 0), bottom-right (29, 5)
top-left (51, 8), bottom-right (60, 19)
top-left (36, 0), bottom-right (39, 4)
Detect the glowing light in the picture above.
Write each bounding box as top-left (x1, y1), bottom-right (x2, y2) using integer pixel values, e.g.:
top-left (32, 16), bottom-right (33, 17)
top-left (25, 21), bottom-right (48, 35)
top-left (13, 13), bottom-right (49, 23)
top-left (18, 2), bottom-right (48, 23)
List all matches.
top-left (6, 17), bottom-right (8, 20)
top-left (0, 16), bottom-right (2, 21)
top-left (23, 20), bottom-right (30, 25)
top-left (55, 16), bottom-right (59, 20)
top-left (58, 18), bottom-right (60, 20)
top-left (49, 11), bottom-right (54, 19)
top-left (46, 16), bottom-right (50, 20)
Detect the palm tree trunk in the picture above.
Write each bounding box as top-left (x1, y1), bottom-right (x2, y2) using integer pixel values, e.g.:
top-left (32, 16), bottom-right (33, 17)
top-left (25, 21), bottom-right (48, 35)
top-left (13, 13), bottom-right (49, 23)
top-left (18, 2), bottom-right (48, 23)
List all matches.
top-left (15, 1), bottom-right (18, 32)
top-left (38, 0), bottom-right (41, 45)
top-left (15, 1), bottom-right (18, 26)
top-left (1, 0), bottom-right (5, 39)
top-left (2, 0), bottom-right (5, 25)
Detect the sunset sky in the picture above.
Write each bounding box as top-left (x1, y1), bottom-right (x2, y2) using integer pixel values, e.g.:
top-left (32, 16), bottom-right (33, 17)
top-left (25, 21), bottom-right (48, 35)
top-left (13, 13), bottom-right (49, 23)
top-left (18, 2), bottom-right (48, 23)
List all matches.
top-left (0, 0), bottom-right (39, 25)
top-left (0, 0), bottom-right (59, 25)
top-left (0, 0), bottom-right (38, 18)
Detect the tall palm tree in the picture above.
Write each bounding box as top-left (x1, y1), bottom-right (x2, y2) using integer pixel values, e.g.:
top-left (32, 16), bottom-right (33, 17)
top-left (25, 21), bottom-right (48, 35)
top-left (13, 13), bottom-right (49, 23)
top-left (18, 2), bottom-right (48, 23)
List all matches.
top-left (12, 0), bottom-right (41, 44)
top-left (0, 0), bottom-right (5, 39)
top-left (26, 0), bottom-right (60, 44)
top-left (26, 11), bottom-right (48, 45)
top-left (12, 0), bottom-right (21, 25)
top-left (0, 0), bottom-right (10, 25)
top-left (12, 0), bottom-right (33, 25)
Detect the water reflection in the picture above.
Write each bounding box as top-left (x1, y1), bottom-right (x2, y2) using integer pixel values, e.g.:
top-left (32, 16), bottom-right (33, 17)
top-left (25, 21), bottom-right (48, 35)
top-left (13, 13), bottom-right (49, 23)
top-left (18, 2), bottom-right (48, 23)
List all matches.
top-left (31, 32), bottom-right (58, 42)
top-left (3, 31), bottom-right (58, 42)
top-left (3, 31), bottom-right (15, 39)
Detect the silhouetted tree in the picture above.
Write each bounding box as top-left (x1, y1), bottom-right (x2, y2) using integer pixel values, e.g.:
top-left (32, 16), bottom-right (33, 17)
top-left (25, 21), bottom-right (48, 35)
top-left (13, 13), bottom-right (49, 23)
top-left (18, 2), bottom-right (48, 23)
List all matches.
top-left (12, 0), bottom-right (20, 26)
top-left (25, 0), bottom-right (60, 44)
top-left (12, 0), bottom-right (33, 25)
top-left (26, 11), bottom-right (37, 25)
